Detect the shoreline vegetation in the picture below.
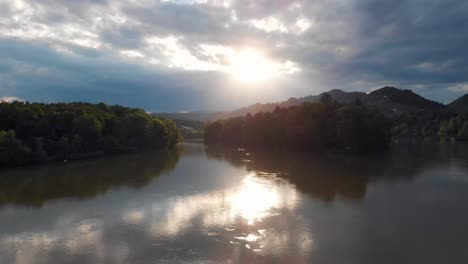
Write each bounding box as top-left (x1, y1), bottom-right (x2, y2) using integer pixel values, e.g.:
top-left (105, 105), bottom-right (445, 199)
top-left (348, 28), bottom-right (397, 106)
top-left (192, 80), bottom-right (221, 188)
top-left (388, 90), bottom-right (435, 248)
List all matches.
top-left (158, 87), bottom-right (468, 146)
top-left (204, 91), bottom-right (468, 153)
top-left (0, 101), bottom-right (182, 168)
top-left (205, 94), bottom-right (392, 153)
top-left (2, 88), bottom-right (468, 167)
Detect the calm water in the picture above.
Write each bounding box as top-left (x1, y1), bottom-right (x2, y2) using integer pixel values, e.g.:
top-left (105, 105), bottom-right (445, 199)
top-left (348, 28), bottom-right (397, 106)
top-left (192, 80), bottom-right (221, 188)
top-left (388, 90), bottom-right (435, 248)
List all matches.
top-left (1, 142), bottom-right (468, 264)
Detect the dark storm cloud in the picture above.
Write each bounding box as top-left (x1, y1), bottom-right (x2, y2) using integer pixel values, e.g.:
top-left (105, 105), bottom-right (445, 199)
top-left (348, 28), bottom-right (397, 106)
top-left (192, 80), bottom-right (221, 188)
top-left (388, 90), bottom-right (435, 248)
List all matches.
top-left (0, 38), bottom-right (233, 111)
top-left (0, 0), bottom-right (468, 111)
top-left (347, 0), bottom-right (468, 80)
top-left (335, 0), bottom-right (468, 101)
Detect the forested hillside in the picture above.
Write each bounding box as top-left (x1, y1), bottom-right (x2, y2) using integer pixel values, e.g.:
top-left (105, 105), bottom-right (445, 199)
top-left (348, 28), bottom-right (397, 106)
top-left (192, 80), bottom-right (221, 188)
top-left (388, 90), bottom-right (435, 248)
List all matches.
top-left (164, 86), bottom-right (468, 140)
top-left (448, 94), bottom-right (468, 114)
top-left (205, 96), bottom-right (392, 153)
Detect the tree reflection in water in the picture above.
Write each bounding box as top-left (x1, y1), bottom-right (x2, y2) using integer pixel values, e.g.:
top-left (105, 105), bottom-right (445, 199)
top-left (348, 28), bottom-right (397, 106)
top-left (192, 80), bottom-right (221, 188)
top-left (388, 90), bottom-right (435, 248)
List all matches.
top-left (1, 142), bottom-right (468, 264)
top-left (205, 142), bottom-right (468, 202)
top-left (0, 147), bottom-right (182, 207)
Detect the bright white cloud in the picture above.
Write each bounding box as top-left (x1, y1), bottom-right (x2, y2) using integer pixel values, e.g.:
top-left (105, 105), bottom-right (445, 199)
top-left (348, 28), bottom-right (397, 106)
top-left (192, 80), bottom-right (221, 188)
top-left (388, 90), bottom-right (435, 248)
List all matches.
top-left (247, 16), bottom-right (312, 35)
top-left (160, 0), bottom-right (231, 8)
top-left (0, 96), bottom-right (23, 102)
top-left (145, 36), bottom-right (223, 71)
top-left (0, 0), bottom-right (305, 76)
top-left (0, 2), bottom-right (105, 49)
top-left (120, 49), bottom-right (144, 58)
top-left (248, 16), bottom-right (288, 33)
top-left (294, 17), bottom-right (312, 33)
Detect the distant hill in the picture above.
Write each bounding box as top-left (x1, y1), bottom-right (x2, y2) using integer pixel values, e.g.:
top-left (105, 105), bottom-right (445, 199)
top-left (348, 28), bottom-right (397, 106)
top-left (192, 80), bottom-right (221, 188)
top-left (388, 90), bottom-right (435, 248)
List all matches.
top-left (366, 87), bottom-right (446, 115)
top-left (171, 119), bottom-right (205, 139)
top-left (448, 94), bottom-right (468, 114)
top-left (156, 86), bottom-right (453, 121)
top-left (155, 111), bottom-right (224, 122)
top-left (225, 89), bottom-right (367, 118)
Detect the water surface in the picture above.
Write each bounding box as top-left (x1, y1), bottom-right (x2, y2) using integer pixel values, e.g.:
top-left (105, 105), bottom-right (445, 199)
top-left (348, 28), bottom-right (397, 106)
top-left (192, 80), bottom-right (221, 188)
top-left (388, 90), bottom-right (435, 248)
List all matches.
top-left (1, 142), bottom-right (468, 264)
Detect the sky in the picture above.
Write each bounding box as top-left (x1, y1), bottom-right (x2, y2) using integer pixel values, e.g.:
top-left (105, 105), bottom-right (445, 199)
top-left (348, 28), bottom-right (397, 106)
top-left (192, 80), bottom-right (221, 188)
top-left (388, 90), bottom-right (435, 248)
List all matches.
top-left (0, 0), bottom-right (468, 112)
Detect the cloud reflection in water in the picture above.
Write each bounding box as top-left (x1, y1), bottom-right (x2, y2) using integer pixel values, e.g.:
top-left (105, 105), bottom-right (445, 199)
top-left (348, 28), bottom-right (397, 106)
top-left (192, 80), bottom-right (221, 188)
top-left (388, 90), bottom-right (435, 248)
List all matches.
top-left (0, 145), bottom-right (315, 263)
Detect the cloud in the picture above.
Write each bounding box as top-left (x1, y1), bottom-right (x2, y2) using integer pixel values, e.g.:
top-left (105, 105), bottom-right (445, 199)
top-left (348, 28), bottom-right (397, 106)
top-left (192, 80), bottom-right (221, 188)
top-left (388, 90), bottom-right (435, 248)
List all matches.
top-left (0, 96), bottom-right (23, 103)
top-left (0, 0), bottom-right (468, 111)
top-left (448, 83), bottom-right (468, 92)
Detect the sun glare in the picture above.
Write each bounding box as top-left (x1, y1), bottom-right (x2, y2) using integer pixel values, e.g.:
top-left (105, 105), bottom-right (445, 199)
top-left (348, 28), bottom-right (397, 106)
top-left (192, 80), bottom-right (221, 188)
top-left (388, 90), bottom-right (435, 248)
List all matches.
top-left (229, 49), bottom-right (278, 84)
top-left (227, 175), bottom-right (280, 225)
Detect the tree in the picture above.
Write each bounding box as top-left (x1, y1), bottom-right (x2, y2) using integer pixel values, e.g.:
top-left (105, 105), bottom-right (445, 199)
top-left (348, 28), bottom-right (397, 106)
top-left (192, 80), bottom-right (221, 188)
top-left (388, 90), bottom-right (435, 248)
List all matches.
top-left (147, 118), bottom-right (169, 147)
top-left (447, 117), bottom-right (458, 137)
top-left (438, 120), bottom-right (449, 139)
top-left (74, 114), bottom-right (102, 142)
top-left (0, 130), bottom-right (32, 166)
top-left (457, 121), bottom-right (468, 141)
top-left (163, 119), bottom-right (182, 147)
top-left (115, 112), bottom-right (150, 147)
top-left (320, 93), bottom-right (333, 106)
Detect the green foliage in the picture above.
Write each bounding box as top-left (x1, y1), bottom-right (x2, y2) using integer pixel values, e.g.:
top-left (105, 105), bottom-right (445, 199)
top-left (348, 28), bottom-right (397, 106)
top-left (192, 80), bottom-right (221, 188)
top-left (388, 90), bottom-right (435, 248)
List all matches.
top-left (162, 119), bottom-right (183, 147)
top-left (56, 134), bottom-right (83, 158)
top-left (438, 120), bottom-right (449, 139)
top-left (0, 130), bottom-right (33, 166)
top-left (97, 136), bottom-right (123, 154)
top-left (74, 114), bottom-right (102, 142)
top-left (147, 118), bottom-right (169, 148)
top-left (437, 114), bottom-right (468, 141)
top-left (115, 112), bottom-right (151, 147)
top-left (457, 121), bottom-right (468, 141)
top-left (205, 102), bottom-right (392, 153)
top-left (0, 101), bottom-right (182, 167)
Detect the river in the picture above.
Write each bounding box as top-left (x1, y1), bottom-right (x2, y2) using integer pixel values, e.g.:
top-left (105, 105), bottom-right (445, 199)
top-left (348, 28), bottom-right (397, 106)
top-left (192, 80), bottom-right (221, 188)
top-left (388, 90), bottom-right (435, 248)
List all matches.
top-left (0, 142), bottom-right (468, 263)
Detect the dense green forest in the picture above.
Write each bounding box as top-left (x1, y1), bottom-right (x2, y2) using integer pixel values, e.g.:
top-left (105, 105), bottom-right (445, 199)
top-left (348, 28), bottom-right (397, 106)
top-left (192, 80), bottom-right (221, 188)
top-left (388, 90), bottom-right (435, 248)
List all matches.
top-left (0, 101), bottom-right (182, 167)
top-left (205, 95), bottom-right (392, 153)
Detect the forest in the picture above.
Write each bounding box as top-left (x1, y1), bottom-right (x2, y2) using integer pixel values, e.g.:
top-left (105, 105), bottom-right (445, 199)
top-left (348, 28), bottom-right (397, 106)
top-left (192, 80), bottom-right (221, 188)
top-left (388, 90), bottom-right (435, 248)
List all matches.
top-left (205, 95), bottom-right (392, 153)
top-left (0, 101), bottom-right (182, 167)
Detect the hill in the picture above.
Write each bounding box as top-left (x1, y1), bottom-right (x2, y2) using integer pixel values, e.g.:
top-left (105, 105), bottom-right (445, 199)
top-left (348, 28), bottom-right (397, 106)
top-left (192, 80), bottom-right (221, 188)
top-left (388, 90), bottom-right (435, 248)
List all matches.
top-left (155, 111), bottom-right (224, 122)
top-left (366, 87), bottom-right (446, 115)
top-left (205, 100), bottom-right (392, 153)
top-left (157, 86), bottom-right (451, 121)
top-left (159, 86), bottom-right (468, 139)
top-left (448, 94), bottom-right (468, 114)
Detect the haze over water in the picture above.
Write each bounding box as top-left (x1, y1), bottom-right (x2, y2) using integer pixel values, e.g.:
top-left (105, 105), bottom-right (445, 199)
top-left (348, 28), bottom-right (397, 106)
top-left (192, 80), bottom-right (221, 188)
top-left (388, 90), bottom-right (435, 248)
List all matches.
top-left (1, 142), bottom-right (468, 264)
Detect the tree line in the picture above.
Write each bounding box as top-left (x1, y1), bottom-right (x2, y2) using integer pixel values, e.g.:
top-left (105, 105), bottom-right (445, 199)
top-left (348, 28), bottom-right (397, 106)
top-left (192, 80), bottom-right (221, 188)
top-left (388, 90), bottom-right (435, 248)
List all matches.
top-left (389, 111), bottom-right (468, 141)
top-left (0, 101), bottom-right (182, 167)
top-left (438, 114), bottom-right (468, 141)
top-left (205, 95), bottom-right (392, 153)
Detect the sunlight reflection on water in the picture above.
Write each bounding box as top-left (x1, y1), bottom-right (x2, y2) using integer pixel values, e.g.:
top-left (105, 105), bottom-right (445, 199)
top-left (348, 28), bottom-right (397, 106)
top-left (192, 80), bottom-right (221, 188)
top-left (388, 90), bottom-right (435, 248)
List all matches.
top-left (4, 143), bottom-right (467, 263)
top-left (142, 172), bottom-right (303, 254)
top-left (0, 159), bottom-right (312, 263)
top-left (227, 174), bottom-right (290, 225)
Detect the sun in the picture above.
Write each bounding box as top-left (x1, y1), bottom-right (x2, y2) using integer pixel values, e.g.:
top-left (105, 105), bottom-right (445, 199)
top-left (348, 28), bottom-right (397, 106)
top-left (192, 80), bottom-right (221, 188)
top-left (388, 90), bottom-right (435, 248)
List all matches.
top-left (229, 49), bottom-right (278, 84)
